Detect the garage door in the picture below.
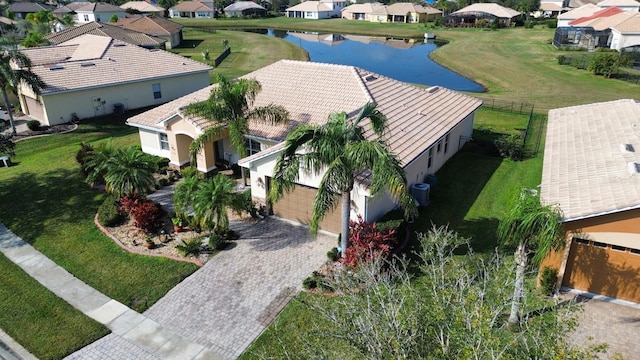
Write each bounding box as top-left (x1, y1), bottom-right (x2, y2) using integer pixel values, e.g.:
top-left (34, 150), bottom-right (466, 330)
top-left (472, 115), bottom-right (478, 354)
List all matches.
top-left (269, 179), bottom-right (342, 234)
top-left (563, 237), bottom-right (640, 302)
top-left (23, 96), bottom-right (45, 123)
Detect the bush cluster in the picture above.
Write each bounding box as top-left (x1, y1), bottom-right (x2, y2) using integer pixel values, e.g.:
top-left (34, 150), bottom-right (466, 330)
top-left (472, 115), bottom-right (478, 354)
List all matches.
top-left (98, 194), bottom-right (125, 226)
top-left (495, 133), bottom-right (524, 161)
top-left (119, 194), bottom-right (164, 233)
top-left (342, 217), bottom-right (397, 268)
top-left (539, 266), bottom-right (558, 295)
top-left (176, 237), bottom-right (204, 256)
top-left (26, 120), bottom-right (40, 131)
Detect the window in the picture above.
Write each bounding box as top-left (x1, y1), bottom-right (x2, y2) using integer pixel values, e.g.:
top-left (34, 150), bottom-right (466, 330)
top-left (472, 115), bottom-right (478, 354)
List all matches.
top-left (437, 140), bottom-right (442, 153)
top-left (427, 148), bottom-right (433, 168)
top-left (611, 245), bottom-right (626, 252)
top-left (152, 83), bottom-right (161, 99)
top-left (444, 134), bottom-right (450, 153)
top-left (83, 14), bottom-right (89, 21)
top-left (592, 241), bottom-right (607, 248)
top-left (245, 139), bottom-right (261, 155)
top-left (159, 133), bottom-right (169, 150)
top-left (306, 11), bottom-right (313, 17)
top-left (574, 238), bottom-right (589, 245)
top-left (631, 248), bottom-right (640, 255)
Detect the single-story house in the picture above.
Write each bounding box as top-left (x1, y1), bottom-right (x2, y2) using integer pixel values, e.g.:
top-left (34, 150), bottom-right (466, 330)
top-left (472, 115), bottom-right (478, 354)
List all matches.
top-left (117, 15), bottom-right (183, 49)
top-left (126, 60), bottom-right (482, 233)
top-left (448, 3), bottom-right (521, 27)
top-left (6, 2), bottom-right (54, 19)
top-left (45, 21), bottom-right (167, 49)
top-left (597, 0), bottom-right (640, 12)
top-left (557, 3), bottom-right (598, 27)
top-left (286, 0), bottom-right (346, 19)
top-left (120, 1), bottom-right (166, 16)
top-left (342, 2), bottom-right (441, 23)
top-left (16, 34), bottom-right (211, 126)
top-left (54, 2), bottom-right (127, 24)
top-left (553, 7), bottom-right (640, 50)
top-left (168, 1), bottom-right (214, 18)
top-left (341, 2), bottom-right (386, 21)
top-left (534, 1), bottom-right (565, 19)
top-left (224, 1), bottom-right (267, 17)
top-left (610, 12), bottom-right (640, 50)
top-left (540, 99), bottom-right (640, 303)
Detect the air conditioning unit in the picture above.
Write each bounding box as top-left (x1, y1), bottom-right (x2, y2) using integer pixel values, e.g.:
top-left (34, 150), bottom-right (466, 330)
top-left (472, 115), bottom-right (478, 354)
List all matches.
top-left (412, 183), bottom-right (430, 207)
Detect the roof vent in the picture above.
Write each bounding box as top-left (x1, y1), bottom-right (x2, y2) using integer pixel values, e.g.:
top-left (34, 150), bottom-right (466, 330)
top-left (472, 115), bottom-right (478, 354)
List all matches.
top-left (364, 74), bottom-right (377, 82)
top-left (627, 162), bottom-right (640, 175)
top-left (426, 86), bottom-right (439, 93)
top-left (49, 65), bottom-right (64, 70)
top-left (80, 62), bottom-right (95, 67)
top-left (621, 143), bottom-right (635, 153)
top-left (113, 43), bottom-right (126, 47)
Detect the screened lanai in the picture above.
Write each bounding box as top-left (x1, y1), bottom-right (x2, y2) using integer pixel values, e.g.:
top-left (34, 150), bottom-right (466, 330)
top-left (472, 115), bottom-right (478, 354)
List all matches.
top-left (553, 26), bottom-right (612, 49)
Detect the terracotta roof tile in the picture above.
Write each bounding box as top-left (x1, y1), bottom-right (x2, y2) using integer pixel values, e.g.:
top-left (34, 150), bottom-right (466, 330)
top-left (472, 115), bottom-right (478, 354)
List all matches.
top-left (451, 3), bottom-right (521, 18)
top-left (117, 15), bottom-right (183, 35)
top-left (45, 21), bottom-right (166, 47)
top-left (286, 1), bottom-right (332, 12)
top-left (541, 99), bottom-right (640, 221)
top-left (120, 1), bottom-right (165, 12)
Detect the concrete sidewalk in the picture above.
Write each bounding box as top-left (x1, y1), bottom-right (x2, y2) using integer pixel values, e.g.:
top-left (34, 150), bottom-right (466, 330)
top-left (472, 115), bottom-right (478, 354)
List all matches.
top-left (0, 222), bottom-right (223, 360)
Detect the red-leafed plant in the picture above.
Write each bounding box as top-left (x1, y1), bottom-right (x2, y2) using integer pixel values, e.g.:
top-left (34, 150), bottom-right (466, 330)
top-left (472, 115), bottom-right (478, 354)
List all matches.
top-left (341, 216), bottom-right (397, 268)
top-left (118, 194), bottom-right (144, 215)
top-left (130, 201), bottom-right (164, 234)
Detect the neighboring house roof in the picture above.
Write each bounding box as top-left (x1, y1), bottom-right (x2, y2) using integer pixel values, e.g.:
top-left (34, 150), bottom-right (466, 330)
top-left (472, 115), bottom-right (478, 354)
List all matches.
top-left (170, 1), bottom-right (214, 12)
top-left (570, 6), bottom-right (623, 25)
top-left (540, 3), bottom-right (563, 11)
top-left (120, 1), bottom-right (165, 13)
top-left (450, 3), bottom-right (521, 18)
top-left (224, 1), bottom-right (266, 11)
top-left (20, 34), bottom-right (211, 95)
top-left (385, 3), bottom-right (441, 15)
top-left (45, 21), bottom-right (166, 48)
top-left (342, 2), bottom-right (385, 14)
top-left (597, 0), bottom-right (640, 7)
top-left (127, 60), bottom-right (482, 168)
top-left (572, 9), bottom-right (635, 30)
top-left (286, 1), bottom-right (332, 12)
top-left (73, 2), bottom-right (126, 13)
top-left (558, 3), bottom-right (598, 20)
top-left (611, 12), bottom-right (640, 32)
top-left (7, 2), bottom-right (54, 13)
top-left (117, 15), bottom-right (183, 35)
top-left (541, 99), bottom-right (640, 222)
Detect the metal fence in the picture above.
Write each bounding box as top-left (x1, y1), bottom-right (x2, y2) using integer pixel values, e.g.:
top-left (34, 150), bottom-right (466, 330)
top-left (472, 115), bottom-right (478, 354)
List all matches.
top-left (481, 99), bottom-right (535, 115)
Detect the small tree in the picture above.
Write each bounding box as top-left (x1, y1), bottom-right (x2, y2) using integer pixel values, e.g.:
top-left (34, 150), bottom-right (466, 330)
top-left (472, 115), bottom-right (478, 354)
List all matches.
top-left (109, 14), bottom-right (119, 23)
top-left (588, 53), bottom-right (631, 78)
top-left (0, 134), bottom-right (15, 157)
top-left (192, 174), bottom-right (243, 233)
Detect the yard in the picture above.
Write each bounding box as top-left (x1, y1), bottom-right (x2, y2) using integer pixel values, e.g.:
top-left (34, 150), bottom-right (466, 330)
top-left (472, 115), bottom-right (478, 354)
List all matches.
top-left (0, 113), bottom-right (198, 359)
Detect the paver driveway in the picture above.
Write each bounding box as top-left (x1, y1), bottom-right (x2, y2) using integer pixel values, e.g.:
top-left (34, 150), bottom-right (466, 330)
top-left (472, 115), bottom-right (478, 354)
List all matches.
top-left (73, 217), bottom-right (334, 359)
top-left (566, 294), bottom-right (640, 360)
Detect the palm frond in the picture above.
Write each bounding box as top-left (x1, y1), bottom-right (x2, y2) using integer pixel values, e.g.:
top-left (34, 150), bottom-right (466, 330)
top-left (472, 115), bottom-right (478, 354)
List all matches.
top-left (246, 104), bottom-right (289, 125)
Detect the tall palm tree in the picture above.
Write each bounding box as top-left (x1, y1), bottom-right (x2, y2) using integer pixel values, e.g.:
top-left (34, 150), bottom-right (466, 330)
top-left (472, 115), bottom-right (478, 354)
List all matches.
top-left (269, 102), bottom-right (417, 255)
top-left (173, 170), bottom-right (201, 218)
top-left (0, 39), bottom-right (45, 136)
top-left (497, 189), bottom-right (564, 327)
top-left (192, 174), bottom-right (242, 233)
top-left (182, 74), bottom-right (289, 163)
top-left (103, 147), bottom-right (157, 198)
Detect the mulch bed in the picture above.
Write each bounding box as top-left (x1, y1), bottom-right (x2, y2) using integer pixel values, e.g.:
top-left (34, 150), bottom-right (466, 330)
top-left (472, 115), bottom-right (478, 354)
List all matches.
top-left (12, 123), bottom-right (77, 141)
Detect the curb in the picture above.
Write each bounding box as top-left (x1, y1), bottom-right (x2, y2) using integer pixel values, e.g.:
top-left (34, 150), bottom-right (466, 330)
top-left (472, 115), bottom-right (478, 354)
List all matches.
top-left (12, 123), bottom-right (78, 143)
top-left (94, 213), bottom-right (203, 267)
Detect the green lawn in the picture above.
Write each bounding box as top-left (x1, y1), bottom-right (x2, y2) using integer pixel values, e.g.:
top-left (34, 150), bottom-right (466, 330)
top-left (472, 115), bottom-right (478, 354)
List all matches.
top-left (0, 113), bottom-right (198, 357)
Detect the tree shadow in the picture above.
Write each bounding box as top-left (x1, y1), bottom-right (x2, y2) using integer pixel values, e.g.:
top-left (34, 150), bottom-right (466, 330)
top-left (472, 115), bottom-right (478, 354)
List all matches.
top-left (175, 39), bottom-right (204, 49)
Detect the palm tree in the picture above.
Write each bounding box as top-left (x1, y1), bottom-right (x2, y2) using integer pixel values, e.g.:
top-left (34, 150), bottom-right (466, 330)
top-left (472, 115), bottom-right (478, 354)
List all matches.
top-left (182, 74), bottom-right (289, 164)
top-left (269, 102), bottom-right (417, 255)
top-left (0, 39), bottom-right (45, 136)
top-left (497, 189), bottom-right (564, 327)
top-left (103, 147), bottom-right (157, 198)
top-left (192, 174), bottom-right (242, 233)
top-left (173, 170), bottom-right (201, 218)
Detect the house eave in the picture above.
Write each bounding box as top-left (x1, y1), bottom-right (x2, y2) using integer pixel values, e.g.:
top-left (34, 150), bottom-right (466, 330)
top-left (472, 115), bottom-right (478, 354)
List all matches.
top-left (563, 203), bottom-right (640, 223)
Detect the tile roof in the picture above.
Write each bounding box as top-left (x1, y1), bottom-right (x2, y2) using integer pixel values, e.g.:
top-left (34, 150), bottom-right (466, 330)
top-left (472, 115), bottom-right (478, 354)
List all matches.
top-left (558, 3), bottom-right (598, 19)
top-left (8, 2), bottom-right (54, 13)
top-left (570, 6), bottom-right (623, 25)
top-left (286, 1), bottom-right (332, 12)
top-left (342, 2), bottom-right (385, 14)
top-left (572, 9), bottom-right (635, 29)
top-left (451, 3), bottom-right (521, 18)
top-left (73, 2), bottom-right (126, 13)
top-left (45, 21), bottom-right (166, 47)
top-left (541, 99), bottom-right (640, 222)
top-left (170, 1), bottom-right (213, 11)
top-left (117, 15), bottom-right (183, 35)
top-left (120, 1), bottom-right (165, 12)
top-left (128, 60), bottom-right (482, 168)
top-left (611, 12), bottom-right (640, 32)
top-left (21, 34), bottom-right (211, 95)
top-left (385, 3), bottom-right (441, 15)
top-left (540, 3), bottom-right (563, 11)
top-left (597, 0), bottom-right (640, 7)
top-left (224, 1), bottom-right (266, 11)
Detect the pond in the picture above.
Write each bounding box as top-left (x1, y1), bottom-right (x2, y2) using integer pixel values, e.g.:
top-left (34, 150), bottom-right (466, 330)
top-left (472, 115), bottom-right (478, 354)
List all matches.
top-left (265, 29), bottom-right (484, 92)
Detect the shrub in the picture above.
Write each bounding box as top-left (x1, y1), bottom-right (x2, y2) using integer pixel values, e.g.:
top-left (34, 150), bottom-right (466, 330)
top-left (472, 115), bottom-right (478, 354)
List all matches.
top-left (557, 55), bottom-right (566, 65)
top-left (158, 177), bottom-right (169, 187)
top-left (342, 216), bottom-right (397, 268)
top-left (76, 142), bottom-right (94, 175)
top-left (302, 275), bottom-right (317, 290)
top-left (236, 189), bottom-right (258, 217)
top-left (231, 163), bottom-right (241, 177)
top-left (176, 237), bottom-right (203, 256)
top-left (495, 133), bottom-right (524, 161)
top-left (476, 19), bottom-right (488, 28)
top-left (546, 19), bottom-right (557, 28)
top-left (26, 120), bottom-right (40, 131)
top-left (130, 201), bottom-right (164, 233)
top-left (524, 20), bottom-right (534, 29)
top-left (327, 247), bottom-right (339, 261)
top-left (119, 194), bottom-right (143, 215)
top-left (588, 53), bottom-right (631, 78)
top-left (180, 166), bottom-right (201, 180)
top-left (208, 232), bottom-right (227, 250)
top-left (98, 194), bottom-right (124, 226)
top-left (539, 267), bottom-right (558, 296)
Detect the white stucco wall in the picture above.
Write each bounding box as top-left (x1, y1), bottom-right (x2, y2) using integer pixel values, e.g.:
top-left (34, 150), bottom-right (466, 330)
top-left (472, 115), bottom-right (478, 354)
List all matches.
top-left (76, 10), bottom-right (126, 23)
top-left (610, 30), bottom-right (640, 51)
top-left (139, 128), bottom-right (171, 158)
top-left (32, 72), bottom-right (210, 126)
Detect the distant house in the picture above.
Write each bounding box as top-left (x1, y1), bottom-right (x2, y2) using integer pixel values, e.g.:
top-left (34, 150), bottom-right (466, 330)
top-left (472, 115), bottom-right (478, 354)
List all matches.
top-left (6, 2), bottom-right (54, 19)
top-left (557, 3), bottom-right (598, 27)
top-left (117, 15), bottom-right (183, 49)
top-left (597, 0), bottom-right (640, 12)
top-left (45, 21), bottom-right (167, 49)
top-left (286, 0), bottom-right (346, 19)
top-left (610, 12), bottom-right (640, 50)
top-left (342, 2), bottom-right (441, 23)
top-left (16, 34), bottom-right (211, 126)
top-left (168, 1), bottom-right (214, 18)
top-left (540, 99), bottom-right (640, 304)
top-left (120, 1), bottom-right (166, 16)
top-left (126, 60), bottom-right (482, 233)
top-left (448, 3), bottom-right (521, 27)
top-left (54, 2), bottom-right (127, 24)
top-left (224, 1), bottom-right (267, 17)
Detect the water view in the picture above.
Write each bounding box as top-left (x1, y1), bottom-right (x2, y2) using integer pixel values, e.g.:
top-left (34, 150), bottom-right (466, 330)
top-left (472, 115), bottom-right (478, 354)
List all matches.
top-left (266, 29), bottom-right (484, 92)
